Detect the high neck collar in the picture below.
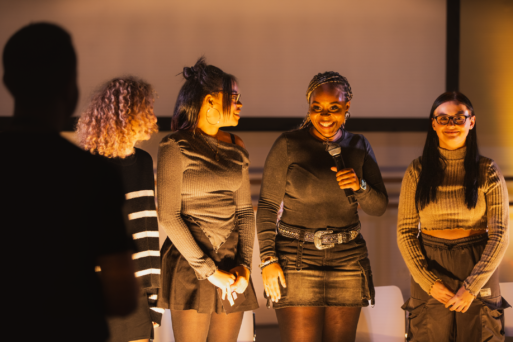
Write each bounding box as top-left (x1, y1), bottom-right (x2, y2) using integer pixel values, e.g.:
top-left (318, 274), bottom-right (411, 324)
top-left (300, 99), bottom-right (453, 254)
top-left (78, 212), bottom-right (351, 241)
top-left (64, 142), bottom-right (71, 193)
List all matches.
top-left (438, 146), bottom-right (466, 160)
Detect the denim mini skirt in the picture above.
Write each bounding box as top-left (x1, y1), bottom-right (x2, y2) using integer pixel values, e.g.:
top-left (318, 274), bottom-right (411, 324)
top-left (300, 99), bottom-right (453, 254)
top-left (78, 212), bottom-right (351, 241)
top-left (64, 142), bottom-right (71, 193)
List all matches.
top-left (270, 226), bottom-right (375, 309)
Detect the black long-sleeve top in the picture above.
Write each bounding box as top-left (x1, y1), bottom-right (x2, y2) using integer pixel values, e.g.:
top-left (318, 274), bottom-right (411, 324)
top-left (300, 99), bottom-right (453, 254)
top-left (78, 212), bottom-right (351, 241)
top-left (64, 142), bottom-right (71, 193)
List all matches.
top-left (257, 128), bottom-right (388, 260)
top-left (103, 148), bottom-right (163, 324)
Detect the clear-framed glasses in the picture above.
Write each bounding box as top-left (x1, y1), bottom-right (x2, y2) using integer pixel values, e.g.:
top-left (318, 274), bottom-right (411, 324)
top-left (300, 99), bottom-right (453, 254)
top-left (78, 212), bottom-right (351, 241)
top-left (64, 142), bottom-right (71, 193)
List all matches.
top-left (433, 115), bottom-right (471, 125)
top-left (231, 93), bottom-right (241, 103)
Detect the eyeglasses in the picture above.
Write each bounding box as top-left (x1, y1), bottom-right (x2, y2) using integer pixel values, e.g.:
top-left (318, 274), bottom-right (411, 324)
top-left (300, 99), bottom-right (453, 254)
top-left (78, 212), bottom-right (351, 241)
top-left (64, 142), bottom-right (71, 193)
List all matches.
top-left (231, 93), bottom-right (241, 103)
top-left (433, 115), bottom-right (471, 125)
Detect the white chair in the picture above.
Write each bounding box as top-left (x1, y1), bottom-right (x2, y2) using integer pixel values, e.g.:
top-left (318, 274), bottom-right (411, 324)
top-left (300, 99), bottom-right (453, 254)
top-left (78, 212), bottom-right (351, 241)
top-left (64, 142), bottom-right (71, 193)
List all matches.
top-left (237, 311), bottom-right (255, 342)
top-left (500, 282), bottom-right (513, 337)
top-left (153, 310), bottom-right (254, 342)
top-left (355, 285), bottom-right (405, 342)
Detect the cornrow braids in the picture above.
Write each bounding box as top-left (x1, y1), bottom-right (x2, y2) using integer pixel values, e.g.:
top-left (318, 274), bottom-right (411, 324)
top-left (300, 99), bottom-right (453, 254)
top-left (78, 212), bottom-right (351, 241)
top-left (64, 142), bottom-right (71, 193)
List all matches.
top-left (300, 71), bottom-right (353, 129)
top-left (306, 71), bottom-right (353, 103)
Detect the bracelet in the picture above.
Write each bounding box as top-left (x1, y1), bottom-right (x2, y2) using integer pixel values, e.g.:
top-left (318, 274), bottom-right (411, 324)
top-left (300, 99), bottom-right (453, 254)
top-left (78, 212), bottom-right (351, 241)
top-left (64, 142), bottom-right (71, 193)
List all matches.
top-left (259, 256), bottom-right (279, 269)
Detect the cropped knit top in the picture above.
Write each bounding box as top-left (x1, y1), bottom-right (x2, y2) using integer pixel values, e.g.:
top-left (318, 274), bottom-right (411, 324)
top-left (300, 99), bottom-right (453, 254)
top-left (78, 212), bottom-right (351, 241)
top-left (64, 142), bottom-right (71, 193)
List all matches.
top-left (397, 147), bottom-right (510, 296)
top-left (157, 130), bottom-right (255, 280)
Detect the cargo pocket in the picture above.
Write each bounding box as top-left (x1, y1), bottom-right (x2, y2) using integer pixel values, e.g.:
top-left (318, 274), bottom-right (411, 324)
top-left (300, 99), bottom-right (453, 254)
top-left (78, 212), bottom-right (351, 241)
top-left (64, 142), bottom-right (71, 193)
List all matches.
top-left (358, 258), bottom-right (375, 306)
top-left (481, 297), bottom-right (510, 341)
top-left (402, 298), bottom-right (428, 341)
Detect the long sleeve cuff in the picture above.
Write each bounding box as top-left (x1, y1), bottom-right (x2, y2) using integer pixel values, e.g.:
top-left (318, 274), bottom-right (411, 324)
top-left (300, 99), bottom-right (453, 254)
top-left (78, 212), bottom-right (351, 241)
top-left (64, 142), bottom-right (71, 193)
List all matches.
top-left (150, 308), bottom-right (164, 325)
top-left (146, 288), bottom-right (164, 325)
top-left (194, 258), bottom-right (218, 280)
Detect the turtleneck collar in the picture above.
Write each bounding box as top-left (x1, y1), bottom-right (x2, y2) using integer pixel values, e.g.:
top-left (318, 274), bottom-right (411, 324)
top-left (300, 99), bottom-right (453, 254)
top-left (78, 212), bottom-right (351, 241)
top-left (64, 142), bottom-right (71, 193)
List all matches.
top-left (438, 146), bottom-right (466, 160)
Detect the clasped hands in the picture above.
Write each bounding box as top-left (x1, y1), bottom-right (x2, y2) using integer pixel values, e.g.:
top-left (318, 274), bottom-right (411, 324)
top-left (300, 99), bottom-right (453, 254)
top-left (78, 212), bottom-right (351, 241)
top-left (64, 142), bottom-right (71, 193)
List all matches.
top-left (431, 281), bottom-right (476, 313)
top-left (207, 265), bottom-right (250, 301)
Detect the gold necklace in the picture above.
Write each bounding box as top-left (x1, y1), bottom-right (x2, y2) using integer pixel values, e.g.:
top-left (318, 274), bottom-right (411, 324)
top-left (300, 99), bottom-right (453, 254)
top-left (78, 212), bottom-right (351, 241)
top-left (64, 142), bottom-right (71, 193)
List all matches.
top-left (199, 130), bottom-right (219, 161)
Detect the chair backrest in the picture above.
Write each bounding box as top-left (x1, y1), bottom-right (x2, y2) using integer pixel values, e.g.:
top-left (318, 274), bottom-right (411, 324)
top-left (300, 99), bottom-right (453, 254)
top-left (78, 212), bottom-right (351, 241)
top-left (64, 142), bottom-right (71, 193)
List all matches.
top-left (153, 310), bottom-right (255, 342)
top-left (153, 309), bottom-right (173, 342)
top-left (356, 285), bottom-right (406, 342)
top-left (500, 282), bottom-right (513, 337)
top-left (237, 311), bottom-right (255, 342)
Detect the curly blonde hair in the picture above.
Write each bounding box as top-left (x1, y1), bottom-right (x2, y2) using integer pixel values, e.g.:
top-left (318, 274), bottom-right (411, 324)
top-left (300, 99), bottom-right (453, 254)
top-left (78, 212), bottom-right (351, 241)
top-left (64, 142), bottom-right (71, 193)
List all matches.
top-left (77, 76), bottom-right (158, 158)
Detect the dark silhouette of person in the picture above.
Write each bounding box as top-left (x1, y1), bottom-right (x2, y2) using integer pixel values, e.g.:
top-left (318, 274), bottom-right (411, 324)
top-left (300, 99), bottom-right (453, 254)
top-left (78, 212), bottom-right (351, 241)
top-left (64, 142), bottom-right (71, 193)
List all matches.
top-left (1, 23), bottom-right (138, 342)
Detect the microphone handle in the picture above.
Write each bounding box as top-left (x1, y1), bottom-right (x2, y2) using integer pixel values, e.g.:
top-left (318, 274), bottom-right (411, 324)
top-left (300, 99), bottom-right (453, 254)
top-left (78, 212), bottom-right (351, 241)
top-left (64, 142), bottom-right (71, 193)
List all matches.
top-left (333, 156), bottom-right (358, 204)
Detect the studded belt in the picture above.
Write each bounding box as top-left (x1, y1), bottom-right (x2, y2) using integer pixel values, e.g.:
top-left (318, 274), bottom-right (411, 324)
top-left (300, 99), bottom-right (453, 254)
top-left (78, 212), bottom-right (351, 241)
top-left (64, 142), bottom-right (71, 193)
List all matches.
top-left (277, 221), bottom-right (361, 250)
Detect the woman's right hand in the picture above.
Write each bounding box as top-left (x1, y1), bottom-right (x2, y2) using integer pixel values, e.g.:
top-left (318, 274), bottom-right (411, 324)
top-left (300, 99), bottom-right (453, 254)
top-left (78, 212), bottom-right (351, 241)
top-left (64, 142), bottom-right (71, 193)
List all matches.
top-left (430, 281), bottom-right (455, 304)
top-left (262, 262), bottom-right (287, 303)
top-left (207, 269), bottom-right (236, 300)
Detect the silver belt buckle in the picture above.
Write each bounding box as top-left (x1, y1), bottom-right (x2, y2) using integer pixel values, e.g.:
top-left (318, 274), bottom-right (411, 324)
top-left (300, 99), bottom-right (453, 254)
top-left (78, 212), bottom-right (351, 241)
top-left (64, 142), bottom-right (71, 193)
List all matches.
top-left (314, 230), bottom-right (334, 250)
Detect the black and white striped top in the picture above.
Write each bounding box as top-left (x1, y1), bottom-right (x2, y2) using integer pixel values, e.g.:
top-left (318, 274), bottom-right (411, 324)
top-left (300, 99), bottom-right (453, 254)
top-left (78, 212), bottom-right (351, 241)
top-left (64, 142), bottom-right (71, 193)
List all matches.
top-left (104, 148), bottom-right (163, 323)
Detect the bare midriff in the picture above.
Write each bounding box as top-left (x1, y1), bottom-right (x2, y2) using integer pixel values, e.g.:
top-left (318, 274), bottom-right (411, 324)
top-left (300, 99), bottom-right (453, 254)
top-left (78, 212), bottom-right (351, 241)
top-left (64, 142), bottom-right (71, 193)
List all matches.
top-left (422, 228), bottom-right (487, 240)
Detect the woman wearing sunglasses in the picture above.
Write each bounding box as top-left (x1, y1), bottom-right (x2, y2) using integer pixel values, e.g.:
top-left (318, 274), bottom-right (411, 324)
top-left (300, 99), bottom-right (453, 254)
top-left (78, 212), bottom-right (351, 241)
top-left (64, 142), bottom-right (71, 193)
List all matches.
top-left (157, 57), bottom-right (258, 342)
top-left (398, 91), bottom-right (509, 341)
top-left (257, 71), bottom-right (388, 342)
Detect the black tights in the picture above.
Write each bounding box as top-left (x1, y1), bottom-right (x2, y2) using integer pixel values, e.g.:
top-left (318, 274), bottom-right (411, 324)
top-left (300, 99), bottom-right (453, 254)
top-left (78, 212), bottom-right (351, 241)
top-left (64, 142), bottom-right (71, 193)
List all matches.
top-left (170, 309), bottom-right (244, 342)
top-left (276, 306), bottom-right (362, 342)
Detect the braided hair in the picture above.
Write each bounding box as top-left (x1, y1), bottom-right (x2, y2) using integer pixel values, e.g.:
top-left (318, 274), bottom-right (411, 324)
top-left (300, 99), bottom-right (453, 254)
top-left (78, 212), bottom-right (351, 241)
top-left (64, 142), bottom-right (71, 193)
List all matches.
top-left (300, 71), bottom-right (353, 129)
top-left (171, 56), bottom-right (236, 131)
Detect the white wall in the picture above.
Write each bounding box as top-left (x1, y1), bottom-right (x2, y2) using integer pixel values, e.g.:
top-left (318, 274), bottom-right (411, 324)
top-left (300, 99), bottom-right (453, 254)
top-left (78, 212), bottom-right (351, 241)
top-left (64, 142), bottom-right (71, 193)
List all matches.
top-left (1, 0), bottom-right (445, 119)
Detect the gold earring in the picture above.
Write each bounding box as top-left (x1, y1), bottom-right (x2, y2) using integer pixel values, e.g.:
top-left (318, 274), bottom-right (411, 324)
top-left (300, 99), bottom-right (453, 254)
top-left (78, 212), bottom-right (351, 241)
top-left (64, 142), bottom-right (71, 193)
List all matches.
top-left (206, 107), bottom-right (221, 125)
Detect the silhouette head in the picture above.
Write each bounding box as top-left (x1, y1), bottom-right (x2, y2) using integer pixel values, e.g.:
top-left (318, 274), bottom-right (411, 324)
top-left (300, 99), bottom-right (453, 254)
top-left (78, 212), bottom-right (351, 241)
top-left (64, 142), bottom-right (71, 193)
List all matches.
top-left (3, 22), bottom-right (78, 119)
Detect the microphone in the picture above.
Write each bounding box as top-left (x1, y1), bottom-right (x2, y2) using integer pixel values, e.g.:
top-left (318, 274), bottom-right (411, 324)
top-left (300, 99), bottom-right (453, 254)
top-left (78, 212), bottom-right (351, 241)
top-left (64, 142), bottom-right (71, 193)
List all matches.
top-left (326, 143), bottom-right (357, 204)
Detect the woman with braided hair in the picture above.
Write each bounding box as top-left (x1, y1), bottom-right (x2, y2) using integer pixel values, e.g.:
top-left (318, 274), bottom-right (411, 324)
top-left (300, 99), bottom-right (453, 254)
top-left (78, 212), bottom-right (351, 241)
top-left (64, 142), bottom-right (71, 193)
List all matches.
top-left (156, 57), bottom-right (258, 342)
top-left (257, 71), bottom-right (388, 342)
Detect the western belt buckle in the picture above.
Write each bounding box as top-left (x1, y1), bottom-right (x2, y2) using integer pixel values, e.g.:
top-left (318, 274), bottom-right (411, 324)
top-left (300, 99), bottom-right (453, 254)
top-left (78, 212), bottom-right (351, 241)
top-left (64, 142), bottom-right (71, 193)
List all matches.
top-left (314, 230), bottom-right (334, 250)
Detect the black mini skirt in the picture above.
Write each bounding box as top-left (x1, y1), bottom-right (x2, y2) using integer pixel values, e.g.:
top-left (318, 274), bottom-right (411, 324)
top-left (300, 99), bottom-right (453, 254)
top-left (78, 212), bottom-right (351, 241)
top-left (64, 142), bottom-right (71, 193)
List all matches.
top-left (270, 226), bottom-right (375, 309)
top-left (158, 220), bottom-right (259, 314)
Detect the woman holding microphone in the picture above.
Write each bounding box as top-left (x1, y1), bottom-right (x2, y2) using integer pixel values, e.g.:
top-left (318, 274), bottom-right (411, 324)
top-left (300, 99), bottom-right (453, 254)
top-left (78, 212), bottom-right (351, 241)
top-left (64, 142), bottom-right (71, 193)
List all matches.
top-left (257, 71), bottom-right (388, 342)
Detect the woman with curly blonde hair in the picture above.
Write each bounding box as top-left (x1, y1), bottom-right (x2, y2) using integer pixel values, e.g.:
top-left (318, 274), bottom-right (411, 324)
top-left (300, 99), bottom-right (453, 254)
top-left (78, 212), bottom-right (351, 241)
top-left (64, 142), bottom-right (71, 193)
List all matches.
top-left (77, 76), bottom-right (162, 342)
top-left (77, 77), bottom-right (158, 158)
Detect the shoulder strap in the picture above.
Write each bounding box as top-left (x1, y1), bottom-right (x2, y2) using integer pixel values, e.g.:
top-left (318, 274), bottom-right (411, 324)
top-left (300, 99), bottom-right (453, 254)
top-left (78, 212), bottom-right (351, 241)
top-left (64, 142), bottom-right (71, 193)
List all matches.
top-left (230, 133), bottom-right (236, 144)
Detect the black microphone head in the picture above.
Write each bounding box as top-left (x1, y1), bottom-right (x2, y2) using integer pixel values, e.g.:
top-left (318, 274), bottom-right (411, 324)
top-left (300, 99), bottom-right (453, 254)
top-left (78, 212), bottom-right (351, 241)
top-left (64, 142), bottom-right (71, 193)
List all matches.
top-left (326, 143), bottom-right (341, 157)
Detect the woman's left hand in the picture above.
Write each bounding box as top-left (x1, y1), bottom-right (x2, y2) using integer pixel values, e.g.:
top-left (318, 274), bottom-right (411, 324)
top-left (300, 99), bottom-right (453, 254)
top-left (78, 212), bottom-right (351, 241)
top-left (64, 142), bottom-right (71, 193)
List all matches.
top-left (445, 286), bottom-right (475, 313)
top-left (229, 265), bottom-right (250, 294)
top-left (331, 167), bottom-right (360, 192)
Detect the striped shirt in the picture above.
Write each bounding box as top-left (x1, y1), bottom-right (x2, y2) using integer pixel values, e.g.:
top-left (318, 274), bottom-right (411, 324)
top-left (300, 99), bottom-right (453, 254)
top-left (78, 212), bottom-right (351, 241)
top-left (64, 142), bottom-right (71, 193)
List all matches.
top-left (103, 148), bottom-right (163, 323)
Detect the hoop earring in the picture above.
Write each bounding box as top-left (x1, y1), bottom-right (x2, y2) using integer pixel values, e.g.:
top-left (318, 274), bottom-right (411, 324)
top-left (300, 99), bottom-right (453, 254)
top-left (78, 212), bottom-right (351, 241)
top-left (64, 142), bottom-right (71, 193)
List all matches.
top-left (206, 107), bottom-right (221, 125)
top-left (343, 111), bottom-right (350, 128)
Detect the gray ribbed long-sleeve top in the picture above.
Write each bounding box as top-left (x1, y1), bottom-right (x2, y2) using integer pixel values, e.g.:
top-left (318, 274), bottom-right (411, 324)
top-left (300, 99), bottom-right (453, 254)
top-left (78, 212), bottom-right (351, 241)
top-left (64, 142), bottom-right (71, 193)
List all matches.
top-left (257, 128), bottom-right (389, 260)
top-left (157, 130), bottom-right (255, 280)
top-left (397, 147), bottom-right (510, 296)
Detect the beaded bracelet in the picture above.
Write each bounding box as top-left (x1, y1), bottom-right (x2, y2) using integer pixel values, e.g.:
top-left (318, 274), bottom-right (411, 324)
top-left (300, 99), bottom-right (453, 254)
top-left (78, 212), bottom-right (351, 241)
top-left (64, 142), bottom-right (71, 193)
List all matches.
top-left (259, 256), bottom-right (279, 269)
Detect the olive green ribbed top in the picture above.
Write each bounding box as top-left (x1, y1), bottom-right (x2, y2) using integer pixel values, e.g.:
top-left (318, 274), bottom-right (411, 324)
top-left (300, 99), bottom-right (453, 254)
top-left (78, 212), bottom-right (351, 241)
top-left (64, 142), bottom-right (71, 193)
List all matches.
top-left (397, 147), bottom-right (509, 296)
